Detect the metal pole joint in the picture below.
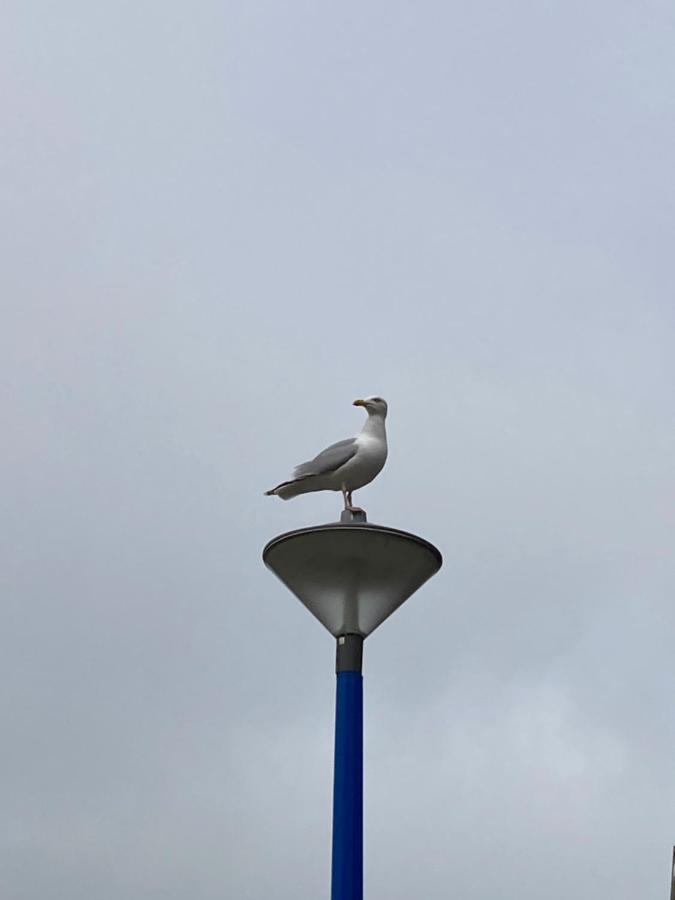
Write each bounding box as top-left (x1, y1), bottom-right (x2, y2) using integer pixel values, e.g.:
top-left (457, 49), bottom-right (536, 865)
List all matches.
top-left (336, 634), bottom-right (364, 673)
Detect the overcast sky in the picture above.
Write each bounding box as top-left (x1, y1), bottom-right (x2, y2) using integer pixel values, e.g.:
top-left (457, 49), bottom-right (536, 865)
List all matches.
top-left (2, 2), bottom-right (675, 898)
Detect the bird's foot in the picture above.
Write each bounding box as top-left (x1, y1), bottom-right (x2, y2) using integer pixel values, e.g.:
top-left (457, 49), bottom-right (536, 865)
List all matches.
top-left (345, 505), bottom-right (365, 514)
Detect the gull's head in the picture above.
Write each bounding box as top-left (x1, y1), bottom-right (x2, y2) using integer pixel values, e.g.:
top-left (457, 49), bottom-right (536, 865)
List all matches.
top-left (353, 396), bottom-right (388, 418)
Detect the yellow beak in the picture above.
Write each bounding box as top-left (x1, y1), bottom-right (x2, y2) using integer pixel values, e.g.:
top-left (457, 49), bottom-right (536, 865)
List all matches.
top-left (353, 398), bottom-right (367, 407)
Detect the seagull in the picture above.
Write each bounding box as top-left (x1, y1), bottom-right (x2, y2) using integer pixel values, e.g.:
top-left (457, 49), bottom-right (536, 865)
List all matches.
top-left (265, 397), bottom-right (388, 512)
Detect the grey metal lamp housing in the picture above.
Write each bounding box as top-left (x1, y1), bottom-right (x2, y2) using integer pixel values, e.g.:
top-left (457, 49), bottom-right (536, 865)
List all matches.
top-left (263, 515), bottom-right (442, 638)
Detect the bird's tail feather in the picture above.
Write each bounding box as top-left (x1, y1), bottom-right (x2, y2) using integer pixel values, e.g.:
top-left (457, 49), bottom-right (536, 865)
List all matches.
top-left (264, 475), bottom-right (314, 500)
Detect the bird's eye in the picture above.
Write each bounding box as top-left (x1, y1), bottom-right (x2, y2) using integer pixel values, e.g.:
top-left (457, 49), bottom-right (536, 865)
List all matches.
top-left (372, 397), bottom-right (383, 403)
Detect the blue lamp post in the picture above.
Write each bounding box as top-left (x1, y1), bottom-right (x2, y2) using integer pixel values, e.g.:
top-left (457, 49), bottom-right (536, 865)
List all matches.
top-left (263, 510), bottom-right (442, 900)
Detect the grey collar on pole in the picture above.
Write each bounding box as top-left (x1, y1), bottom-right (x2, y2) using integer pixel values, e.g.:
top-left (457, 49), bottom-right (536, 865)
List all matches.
top-left (336, 634), bottom-right (364, 673)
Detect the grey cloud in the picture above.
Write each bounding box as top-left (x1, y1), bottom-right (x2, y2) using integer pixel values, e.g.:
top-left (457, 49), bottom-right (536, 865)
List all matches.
top-left (1, 1), bottom-right (674, 898)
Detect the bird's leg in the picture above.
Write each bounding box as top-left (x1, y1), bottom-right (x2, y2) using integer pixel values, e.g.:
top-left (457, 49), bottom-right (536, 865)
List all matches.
top-left (345, 489), bottom-right (365, 514)
top-left (341, 486), bottom-right (364, 514)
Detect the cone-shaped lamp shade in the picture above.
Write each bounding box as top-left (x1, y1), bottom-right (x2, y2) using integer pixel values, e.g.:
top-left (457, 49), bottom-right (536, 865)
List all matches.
top-left (263, 523), bottom-right (442, 637)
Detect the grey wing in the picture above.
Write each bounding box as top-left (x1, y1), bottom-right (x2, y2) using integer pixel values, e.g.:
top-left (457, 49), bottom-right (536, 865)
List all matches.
top-left (293, 438), bottom-right (358, 478)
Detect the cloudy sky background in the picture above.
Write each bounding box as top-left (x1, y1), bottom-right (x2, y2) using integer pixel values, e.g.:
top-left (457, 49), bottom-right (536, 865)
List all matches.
top-left (2, 2), bottom-right (674, 897)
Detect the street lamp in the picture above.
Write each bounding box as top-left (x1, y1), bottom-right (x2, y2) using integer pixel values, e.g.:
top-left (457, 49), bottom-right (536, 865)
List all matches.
top-left (263, 509), bottom-right (442, 900)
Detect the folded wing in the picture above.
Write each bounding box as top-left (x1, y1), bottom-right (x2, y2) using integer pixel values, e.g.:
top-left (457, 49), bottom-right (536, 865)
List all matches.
top-left (293, 438), bottom-right (358, 478)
